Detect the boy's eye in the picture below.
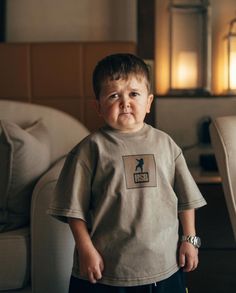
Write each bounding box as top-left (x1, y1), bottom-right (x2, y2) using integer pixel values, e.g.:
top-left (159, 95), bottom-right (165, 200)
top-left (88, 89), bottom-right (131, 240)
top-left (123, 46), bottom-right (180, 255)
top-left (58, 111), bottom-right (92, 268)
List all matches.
top-left (130, 92), bottom-right (139, 97)
top-left (109, 93), bottom-right (119, 99)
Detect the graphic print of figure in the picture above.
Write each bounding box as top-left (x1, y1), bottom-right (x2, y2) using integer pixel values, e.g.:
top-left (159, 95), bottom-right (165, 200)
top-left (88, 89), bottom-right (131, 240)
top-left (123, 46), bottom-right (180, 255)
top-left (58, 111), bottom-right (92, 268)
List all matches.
top-left (135, 158), bottom-right (144, 173)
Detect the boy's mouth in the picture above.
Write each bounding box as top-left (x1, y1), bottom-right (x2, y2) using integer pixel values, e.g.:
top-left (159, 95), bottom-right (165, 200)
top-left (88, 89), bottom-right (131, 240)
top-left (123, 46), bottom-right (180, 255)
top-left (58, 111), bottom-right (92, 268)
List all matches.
top-left (119, 112), bottom-right (133, 117)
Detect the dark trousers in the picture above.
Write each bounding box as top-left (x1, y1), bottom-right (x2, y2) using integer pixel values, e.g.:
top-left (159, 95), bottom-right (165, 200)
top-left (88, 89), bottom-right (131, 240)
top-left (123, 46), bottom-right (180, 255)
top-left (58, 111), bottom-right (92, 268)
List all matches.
top-left (68, 269), bottom-right (186, 293)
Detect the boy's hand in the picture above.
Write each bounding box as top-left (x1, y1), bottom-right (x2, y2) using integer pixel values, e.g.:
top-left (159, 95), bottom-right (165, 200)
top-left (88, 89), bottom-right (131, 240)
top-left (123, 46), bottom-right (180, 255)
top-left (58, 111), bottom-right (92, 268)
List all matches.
top-left (78, 244), bottom-right (104, 283)
top-left (68, 218), bottom-right (104, 284)
top-left (179, 241), bottom-right (199, 272)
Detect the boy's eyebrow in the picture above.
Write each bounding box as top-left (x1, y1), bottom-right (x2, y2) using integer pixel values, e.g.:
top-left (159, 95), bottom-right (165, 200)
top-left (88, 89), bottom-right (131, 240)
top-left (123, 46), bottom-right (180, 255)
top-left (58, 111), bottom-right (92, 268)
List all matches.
top-left (100, 86), bottom-right (118, 96)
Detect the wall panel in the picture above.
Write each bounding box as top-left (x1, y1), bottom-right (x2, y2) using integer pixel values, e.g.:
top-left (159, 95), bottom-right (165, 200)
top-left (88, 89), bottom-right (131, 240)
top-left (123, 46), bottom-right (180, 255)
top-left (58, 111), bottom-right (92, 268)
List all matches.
top-left (0, 43), bottom-right (30, 99)
top-left (30, 43), bottom-right (83, 98)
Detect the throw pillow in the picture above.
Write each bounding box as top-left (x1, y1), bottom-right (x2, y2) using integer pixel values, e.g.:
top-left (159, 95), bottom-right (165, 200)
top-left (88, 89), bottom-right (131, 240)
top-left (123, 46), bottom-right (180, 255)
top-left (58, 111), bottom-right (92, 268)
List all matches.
top-left (0, 119), bottom-right (51, 232)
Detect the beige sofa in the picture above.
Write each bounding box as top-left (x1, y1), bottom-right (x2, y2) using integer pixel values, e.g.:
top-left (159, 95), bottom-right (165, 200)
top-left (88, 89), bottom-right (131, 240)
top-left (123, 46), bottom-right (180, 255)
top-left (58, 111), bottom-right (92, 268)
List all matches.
top-left (0, 100), bottom-right (89, 292)
top-left (210, 116), bottom-right (236, 242)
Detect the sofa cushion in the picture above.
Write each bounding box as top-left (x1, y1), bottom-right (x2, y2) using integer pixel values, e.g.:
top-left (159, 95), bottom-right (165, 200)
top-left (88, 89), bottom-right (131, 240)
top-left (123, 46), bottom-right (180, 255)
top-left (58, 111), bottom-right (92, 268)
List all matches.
top-left (0, 227), bottom-right (30, 290)
top-left (0, 120), bottom-right (51, 232)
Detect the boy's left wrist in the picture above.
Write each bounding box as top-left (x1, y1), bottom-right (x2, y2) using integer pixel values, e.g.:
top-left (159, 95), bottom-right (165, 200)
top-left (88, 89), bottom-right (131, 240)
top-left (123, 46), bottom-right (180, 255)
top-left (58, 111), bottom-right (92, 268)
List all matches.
top-left (181, 235), bottom-right (201, 248)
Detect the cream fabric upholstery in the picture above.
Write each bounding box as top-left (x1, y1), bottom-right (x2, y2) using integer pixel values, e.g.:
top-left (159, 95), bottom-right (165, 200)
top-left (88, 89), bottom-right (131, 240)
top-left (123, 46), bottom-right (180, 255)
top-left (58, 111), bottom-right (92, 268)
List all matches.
top-left (210, 116), bottom-right (236, 241)
top-left (0, 100), bottom-right (88, 163)
top-left (0, 119), bottom-right (51, 232)
top-left (0, 228), bottom-right (30, 290)
top-left (0, 100), bottom-right (89, 292)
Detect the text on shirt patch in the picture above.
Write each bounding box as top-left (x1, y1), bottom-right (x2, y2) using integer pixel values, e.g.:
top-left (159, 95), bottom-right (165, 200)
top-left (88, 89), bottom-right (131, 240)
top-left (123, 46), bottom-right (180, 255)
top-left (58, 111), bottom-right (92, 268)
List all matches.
top-left (122, 154), bottom-right (157, 189)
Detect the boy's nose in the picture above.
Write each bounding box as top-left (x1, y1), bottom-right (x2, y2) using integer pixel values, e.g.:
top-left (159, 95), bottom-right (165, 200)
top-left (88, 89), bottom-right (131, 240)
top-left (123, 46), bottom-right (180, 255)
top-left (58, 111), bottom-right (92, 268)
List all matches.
top-left (120, 96), bottom-right (130, 110)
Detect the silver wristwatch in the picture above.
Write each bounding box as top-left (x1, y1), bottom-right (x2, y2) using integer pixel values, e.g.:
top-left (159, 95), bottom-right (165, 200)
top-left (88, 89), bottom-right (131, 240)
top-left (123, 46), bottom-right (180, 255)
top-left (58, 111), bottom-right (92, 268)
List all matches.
top-left (181, 235), bottom-right (201, 248)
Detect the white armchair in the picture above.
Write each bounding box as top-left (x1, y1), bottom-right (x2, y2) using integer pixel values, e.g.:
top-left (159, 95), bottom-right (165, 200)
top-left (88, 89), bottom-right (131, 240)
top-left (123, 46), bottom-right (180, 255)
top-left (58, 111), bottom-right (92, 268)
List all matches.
top-left (0, 100), bottom-right (89, 292)
top-left (210, 116), bottom-right (236, 242)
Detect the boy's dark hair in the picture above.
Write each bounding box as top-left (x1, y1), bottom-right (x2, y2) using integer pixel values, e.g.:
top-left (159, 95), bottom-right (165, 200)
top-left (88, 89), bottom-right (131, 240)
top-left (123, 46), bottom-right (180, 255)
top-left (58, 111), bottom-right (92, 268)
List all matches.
top-left (92, 53), bottom-right (151, 100)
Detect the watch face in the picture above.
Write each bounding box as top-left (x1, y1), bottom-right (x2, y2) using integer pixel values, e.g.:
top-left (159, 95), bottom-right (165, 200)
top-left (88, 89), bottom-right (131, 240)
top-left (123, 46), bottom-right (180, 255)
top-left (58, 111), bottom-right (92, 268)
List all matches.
top-left (193, 236), bottom-right (201, 248)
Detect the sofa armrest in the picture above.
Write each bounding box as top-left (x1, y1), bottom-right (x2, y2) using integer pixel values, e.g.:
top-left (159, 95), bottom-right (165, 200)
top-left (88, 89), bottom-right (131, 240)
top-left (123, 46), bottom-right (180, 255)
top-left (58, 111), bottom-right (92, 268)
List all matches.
top-left (30, 157), bottom-right (74, 293)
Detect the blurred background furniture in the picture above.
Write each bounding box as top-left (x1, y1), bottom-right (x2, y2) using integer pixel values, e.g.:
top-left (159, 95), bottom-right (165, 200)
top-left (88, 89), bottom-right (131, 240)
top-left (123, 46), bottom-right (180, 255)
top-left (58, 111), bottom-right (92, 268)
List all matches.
top-left (185, 116), bottom-right (236, 293)
top-left (0, 100), bottom-right (89, 292)
top-left (210, 116), bottom-right (236, 241)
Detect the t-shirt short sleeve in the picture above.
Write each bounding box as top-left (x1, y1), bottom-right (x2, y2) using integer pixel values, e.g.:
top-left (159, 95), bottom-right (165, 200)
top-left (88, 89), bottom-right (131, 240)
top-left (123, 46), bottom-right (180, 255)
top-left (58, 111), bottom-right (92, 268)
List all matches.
top-left (174, 152), bottom-right (207, 211)
top-left (48, 151), bottom-right (92, 223)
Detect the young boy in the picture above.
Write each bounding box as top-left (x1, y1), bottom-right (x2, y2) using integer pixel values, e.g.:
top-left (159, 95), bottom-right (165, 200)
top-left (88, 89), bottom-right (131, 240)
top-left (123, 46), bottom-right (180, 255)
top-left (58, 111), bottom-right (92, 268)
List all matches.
top-left (48, 53), bottom-right (206, 293)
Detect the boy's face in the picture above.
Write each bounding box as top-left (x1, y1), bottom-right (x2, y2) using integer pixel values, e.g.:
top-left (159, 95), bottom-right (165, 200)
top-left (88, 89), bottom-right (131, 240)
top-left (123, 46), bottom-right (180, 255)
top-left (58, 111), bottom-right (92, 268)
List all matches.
top-left (97, 74), bottom-right (153, 133)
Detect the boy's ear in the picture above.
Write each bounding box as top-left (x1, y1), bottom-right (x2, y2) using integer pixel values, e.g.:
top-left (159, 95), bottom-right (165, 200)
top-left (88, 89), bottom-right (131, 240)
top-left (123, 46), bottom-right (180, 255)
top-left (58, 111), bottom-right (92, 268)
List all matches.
top-left (146, 94), bottom-right (154, 113)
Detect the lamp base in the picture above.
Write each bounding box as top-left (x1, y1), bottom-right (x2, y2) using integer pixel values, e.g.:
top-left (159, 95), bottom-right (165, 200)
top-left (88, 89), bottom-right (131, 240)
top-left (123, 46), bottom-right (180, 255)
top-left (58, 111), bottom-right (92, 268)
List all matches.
top-left (167, 88), bottom-right (211, 97)
top-left (222, 89), bottom-right (236, 96)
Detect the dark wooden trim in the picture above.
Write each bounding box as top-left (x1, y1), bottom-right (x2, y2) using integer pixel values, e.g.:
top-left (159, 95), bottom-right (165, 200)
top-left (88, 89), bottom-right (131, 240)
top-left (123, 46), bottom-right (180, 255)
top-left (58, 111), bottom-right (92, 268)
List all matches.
top-left (0, 0), bottom-right (6, 42)
top-left (155, 94), bottom-right (236, 99)
top-left (137, 0), bottom-right (155, 59)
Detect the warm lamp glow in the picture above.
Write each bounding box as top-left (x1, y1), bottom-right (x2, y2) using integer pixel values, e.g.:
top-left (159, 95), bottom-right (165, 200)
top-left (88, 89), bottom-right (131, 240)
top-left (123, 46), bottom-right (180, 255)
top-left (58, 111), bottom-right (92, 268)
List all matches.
top-left (174, 51), bottom-right (198, 89)
top-left (229, 52), bottom-right (236, 89)
top-left (156, 1), bottom-right (210, 95)
top-left (225, 17), bottom-right (236, 94)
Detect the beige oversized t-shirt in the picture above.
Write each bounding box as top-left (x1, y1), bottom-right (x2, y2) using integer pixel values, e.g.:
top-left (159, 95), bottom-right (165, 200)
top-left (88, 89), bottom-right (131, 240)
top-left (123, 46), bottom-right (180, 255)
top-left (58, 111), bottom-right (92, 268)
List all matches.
top-left (48, 124), bottom-right (206, 286)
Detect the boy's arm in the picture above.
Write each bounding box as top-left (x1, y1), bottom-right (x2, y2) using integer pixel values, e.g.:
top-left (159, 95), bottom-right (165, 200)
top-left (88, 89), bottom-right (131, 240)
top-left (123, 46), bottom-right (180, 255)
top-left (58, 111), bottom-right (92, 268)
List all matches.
top-left (178, 209), bottom-right (199, 272)
top-left (68, 218), bottom-right (104, 283)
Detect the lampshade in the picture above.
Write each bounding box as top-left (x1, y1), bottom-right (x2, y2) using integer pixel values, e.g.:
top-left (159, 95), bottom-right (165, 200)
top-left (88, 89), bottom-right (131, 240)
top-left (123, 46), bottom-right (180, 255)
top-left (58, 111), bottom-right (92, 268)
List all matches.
top-left (225, 17), bottom-right (236, 94)
top-left (168, 0), bottom-right (211, 96)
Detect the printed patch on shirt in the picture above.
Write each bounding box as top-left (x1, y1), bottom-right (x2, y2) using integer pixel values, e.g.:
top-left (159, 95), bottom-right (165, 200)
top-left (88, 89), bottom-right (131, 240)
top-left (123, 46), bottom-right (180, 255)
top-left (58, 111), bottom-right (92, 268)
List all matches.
top-left (122, 154), bottom-right (157, 189)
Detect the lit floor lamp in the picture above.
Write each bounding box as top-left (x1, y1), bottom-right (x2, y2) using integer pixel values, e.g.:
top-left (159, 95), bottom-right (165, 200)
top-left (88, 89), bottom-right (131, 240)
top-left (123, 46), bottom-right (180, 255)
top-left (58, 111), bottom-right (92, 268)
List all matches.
top-left (225, 17), bottom-right (236, 95)
top-left (168, 0), bottom-right (211, 96)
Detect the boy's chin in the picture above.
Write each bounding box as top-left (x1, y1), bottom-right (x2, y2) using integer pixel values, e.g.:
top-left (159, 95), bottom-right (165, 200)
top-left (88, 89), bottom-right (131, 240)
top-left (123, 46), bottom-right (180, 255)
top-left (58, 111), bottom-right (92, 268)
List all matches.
top-left (114, 123), bottom-right (144, 133)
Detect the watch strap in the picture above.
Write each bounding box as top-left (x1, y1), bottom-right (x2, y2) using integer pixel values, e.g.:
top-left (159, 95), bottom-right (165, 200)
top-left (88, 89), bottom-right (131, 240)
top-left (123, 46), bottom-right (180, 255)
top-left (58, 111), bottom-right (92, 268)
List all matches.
top-left (181, 235), bottom-right (201, 248)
